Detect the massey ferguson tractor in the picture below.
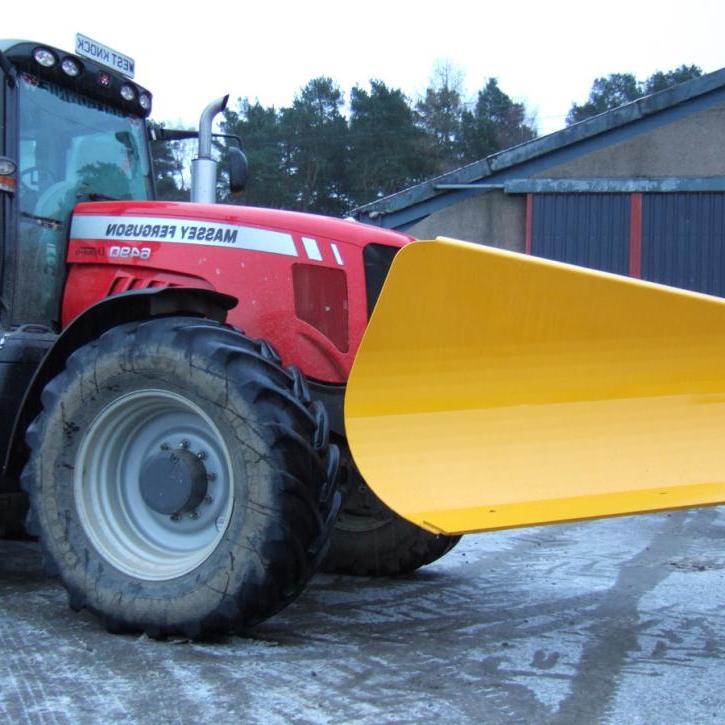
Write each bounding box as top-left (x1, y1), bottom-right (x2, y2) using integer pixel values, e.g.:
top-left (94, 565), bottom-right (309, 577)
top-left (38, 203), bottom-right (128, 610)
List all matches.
top-left (1, 39), bottom-right (724, 639)
top-left (0, 38), bottom-right (457, 637)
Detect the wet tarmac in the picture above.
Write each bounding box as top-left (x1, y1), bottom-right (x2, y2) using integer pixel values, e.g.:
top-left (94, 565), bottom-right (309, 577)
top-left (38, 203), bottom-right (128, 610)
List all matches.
top-left (1, 506), bottom-right (724, 724)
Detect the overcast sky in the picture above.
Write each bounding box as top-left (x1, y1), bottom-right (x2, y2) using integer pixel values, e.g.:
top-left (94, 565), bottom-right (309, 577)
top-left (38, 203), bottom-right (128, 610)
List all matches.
top-left (7, 0), bottom-right (724, 135)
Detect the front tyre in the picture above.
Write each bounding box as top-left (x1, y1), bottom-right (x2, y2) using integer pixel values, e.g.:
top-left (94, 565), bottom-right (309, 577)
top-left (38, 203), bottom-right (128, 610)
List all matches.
top-left (22, 317), bottom-right (339, 638)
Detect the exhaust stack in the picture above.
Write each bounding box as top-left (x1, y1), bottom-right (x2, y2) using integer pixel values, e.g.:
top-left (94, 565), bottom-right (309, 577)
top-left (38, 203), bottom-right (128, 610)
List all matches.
top-left (191, 95), bottom-right (229, 204)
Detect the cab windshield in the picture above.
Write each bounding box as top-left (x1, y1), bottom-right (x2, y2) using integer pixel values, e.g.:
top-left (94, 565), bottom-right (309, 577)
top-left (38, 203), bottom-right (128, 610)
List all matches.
top-left (18, 72), bottom-right (152, 218)
top-left (14, 72), bottom-right (153, 326)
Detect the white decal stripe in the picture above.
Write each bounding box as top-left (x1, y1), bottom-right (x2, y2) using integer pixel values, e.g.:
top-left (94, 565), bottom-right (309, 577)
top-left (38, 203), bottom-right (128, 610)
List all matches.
top-left (70, 215), bottom-right (298, 257)
top-left (301, 237), bottom-right (322, 261)
top-left (331, 243), bottom-right (344, 266)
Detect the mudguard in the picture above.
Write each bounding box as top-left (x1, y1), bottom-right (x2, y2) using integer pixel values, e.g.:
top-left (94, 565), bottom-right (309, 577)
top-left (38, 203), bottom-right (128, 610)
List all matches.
top-left (344, 237), bottom-right (725, 535)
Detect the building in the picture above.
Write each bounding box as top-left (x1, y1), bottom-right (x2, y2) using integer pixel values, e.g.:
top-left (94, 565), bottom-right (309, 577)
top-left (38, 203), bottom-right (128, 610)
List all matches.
top-left (354, 69), bottom-right (725, 296)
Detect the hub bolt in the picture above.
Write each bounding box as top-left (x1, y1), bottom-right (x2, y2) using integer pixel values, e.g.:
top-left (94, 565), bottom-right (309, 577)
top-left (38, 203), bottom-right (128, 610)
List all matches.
top-left (207, 472), bottom-right (217, 481)
top-left (204, 495), bottom-right (213, 504)
top-left (189, 511), bottom-right (200, 520)
top-left (170, 513), bottom-right (180, 522)
top-left (160, 442), bottom-right (170, 451)
top-left (180, 440), bottom-right (190, 449)
top-left (197, 451), bottom-right (207, 460)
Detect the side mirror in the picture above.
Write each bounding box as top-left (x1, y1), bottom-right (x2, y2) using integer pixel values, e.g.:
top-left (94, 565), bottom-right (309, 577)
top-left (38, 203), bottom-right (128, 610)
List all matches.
top-left (228, 147), bottom-right (248, 194)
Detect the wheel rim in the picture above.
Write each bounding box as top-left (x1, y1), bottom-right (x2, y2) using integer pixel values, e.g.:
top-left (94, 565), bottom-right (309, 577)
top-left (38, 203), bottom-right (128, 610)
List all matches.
top-left (74, 389), bottom-right (235, 581)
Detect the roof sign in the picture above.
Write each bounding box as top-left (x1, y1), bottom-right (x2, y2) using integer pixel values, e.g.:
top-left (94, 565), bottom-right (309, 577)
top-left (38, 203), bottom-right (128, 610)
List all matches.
top-left (75, 33), bottom-right (135, 79)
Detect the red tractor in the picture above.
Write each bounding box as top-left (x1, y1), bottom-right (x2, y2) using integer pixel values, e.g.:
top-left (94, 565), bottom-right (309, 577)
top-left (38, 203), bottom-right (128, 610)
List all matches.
top-left (0, 39), bottom-right (458, 637)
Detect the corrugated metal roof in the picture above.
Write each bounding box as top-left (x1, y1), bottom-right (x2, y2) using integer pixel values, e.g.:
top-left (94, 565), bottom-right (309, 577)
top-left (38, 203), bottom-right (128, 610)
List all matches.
top-left (355, 68), bottom-right (725, 225)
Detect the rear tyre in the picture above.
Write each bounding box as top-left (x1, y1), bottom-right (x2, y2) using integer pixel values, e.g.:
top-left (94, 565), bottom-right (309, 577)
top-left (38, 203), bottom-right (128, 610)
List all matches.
top-left (22, 317), bottom-right (339, 638)
top-left (321, 443), bottom-right (459, 576)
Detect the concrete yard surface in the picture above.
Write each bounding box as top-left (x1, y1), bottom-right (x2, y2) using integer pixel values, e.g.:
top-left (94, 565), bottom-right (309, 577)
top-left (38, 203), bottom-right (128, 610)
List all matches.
top-left (1, 506), bottom-right (724, 724)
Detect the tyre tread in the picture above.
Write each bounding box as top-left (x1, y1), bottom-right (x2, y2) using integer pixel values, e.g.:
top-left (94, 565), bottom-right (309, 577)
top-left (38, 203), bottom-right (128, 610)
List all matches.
top-left (321, 444), bottom-right (459, 577)
top-left (23, 316), bottom-right (340, 638)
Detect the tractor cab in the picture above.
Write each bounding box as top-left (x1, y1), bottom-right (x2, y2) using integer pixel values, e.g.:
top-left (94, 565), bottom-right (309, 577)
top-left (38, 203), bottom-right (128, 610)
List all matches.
top-left (0, 40), bottom-right (154, 329)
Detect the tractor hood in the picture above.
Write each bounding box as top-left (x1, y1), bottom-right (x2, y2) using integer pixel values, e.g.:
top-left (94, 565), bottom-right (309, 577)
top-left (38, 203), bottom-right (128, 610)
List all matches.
top-left (69, 201), bottom-right (412, 253)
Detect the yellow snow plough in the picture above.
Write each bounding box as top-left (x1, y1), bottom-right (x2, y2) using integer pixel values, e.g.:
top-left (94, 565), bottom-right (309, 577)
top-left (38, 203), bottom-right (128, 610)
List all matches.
top-left (346, 236), bottom-right (725, 535)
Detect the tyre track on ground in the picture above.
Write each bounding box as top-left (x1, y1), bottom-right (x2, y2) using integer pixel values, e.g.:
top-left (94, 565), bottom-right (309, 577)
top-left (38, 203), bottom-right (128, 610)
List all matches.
top-left (549, 508), bottom-right (720, 724)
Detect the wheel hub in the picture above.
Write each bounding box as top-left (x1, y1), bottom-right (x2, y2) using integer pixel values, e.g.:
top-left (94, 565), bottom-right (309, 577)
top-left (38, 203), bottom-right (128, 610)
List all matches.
top-left (75, 388), bottom-right (235, 581)
top-left (139, 448), bottom-right (208, 516)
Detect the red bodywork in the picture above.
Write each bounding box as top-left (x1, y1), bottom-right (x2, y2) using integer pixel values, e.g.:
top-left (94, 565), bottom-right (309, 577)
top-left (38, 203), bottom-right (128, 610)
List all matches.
top-left (64, 201), bottom-right (411, 384)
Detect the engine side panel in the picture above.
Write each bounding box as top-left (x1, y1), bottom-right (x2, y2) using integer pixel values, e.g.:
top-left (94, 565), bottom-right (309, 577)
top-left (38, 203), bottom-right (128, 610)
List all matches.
top-left (64, 202), bottom-right (410, 384)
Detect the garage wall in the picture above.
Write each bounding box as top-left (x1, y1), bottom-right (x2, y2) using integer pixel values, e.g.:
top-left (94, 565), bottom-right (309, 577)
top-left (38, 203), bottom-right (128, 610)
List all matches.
top-left (385, 95), bottom-right (725, 299)
top-left (405, 190), bottom-right (526, 252)
top-left (538, 105), bottom-right (725, 178)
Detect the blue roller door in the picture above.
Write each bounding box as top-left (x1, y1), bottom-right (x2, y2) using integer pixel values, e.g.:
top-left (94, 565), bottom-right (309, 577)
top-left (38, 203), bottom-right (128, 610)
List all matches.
top-left (642, 193), bottom-right (725, 297)
top-left (531, 194), bottom-right (630, 275)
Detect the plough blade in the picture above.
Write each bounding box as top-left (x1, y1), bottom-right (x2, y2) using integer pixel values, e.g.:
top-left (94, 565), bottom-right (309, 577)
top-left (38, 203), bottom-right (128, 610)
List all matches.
top-left (344, 237), bottom-right (725, 535)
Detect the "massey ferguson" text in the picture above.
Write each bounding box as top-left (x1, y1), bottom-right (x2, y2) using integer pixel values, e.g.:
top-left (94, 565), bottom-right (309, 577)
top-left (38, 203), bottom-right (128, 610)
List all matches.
top-left (104, 223), bottom-right (239, 244)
